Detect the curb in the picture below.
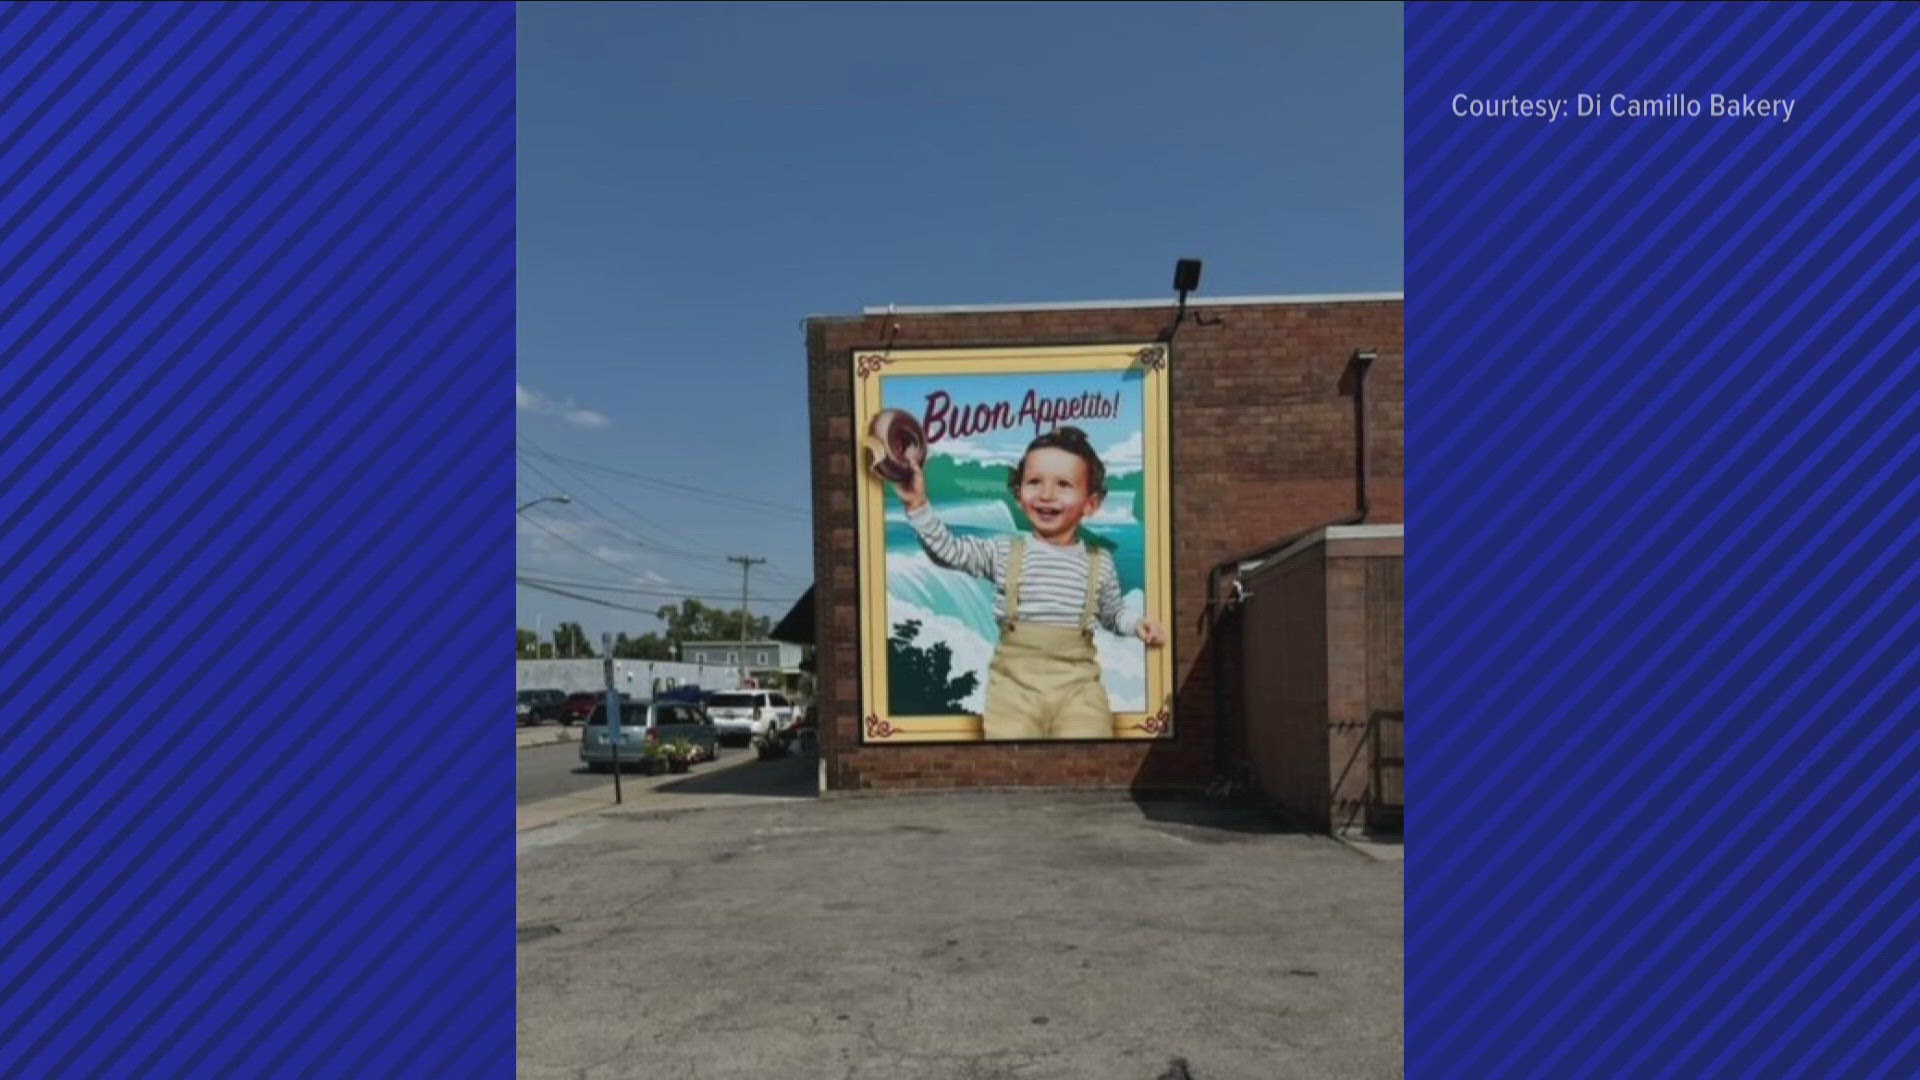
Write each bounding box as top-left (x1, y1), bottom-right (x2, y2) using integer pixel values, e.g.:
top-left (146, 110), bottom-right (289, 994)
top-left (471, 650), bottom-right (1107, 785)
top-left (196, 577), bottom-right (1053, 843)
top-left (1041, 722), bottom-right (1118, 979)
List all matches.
top-left (1334, 831), bottom-right (1405, 862)
top-left (516, 725), bottom-right (582, 751)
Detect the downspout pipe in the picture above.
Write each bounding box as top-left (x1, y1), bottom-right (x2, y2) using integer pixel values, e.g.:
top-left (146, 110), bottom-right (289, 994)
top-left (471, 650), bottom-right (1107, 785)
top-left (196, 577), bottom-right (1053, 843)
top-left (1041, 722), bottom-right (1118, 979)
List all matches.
top-left (1208, 347), bottom-right (1379, 798)
top-left (1350, 348), bottom-right (1377, 527)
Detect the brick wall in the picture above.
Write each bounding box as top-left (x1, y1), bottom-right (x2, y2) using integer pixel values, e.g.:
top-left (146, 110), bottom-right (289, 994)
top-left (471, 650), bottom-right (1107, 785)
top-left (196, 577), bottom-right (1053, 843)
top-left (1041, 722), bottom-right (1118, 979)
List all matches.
top-left (806, 298), bottom-right (1404, 792)
top-left (1238, 532), bottom-right (1404, 831)
top-left (1329, 550), bottom-right (1405, 831)
top-left (1241, 546), bottom-right (1331, 821)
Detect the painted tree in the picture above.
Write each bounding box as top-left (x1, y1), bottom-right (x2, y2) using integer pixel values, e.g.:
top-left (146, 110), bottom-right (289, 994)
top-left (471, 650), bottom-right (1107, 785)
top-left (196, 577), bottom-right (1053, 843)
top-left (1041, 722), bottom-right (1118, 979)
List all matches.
top-left (886, 619), bottom-right (978, 714)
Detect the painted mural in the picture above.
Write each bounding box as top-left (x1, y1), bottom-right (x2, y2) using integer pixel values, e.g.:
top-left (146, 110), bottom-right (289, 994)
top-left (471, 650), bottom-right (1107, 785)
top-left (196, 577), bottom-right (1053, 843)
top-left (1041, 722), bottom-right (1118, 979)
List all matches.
top-left (854, 344), bottom-right (1173, 742)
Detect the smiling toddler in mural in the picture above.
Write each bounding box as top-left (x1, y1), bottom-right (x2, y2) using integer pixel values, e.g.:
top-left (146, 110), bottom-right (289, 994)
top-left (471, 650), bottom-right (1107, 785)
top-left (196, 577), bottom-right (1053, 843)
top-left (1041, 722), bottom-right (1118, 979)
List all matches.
top-left (887, 423), bottom-right (1167, 740)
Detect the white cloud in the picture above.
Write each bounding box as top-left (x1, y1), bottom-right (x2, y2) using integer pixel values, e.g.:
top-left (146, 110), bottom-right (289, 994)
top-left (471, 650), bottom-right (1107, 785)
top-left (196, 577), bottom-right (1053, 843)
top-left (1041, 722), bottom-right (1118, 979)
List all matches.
top-left (1101, 432), bottom-right (1143, 472)
top-left (518, 382), bottom-right (612, 428)
top-left (929, 437), bottom-right (1022, 465)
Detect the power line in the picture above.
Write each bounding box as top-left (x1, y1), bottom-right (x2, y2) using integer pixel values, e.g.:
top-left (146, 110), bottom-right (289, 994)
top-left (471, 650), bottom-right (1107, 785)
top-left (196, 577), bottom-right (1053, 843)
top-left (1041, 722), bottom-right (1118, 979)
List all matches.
top-left (530, 449), bottom-right (812, 519)
top-left (515, 438), bottom-right (811, 588)
top-left (516, 570), bottom-right (799, 600)
top-left (517, 513), bottom-right (664, 581)
top-left (514, 496), bottom-right (805, 594)
top-left (517, 451), bottom-right (729, 571)
top-left (517, 444), bottom-right (718, 563)
top-left (517, 439), bottom-right (799, 592)
top-left (516, 578), bottom-right (673, 615)
top-left (517, 435), bottom-right (734, 557)
top-left (517, 575), bottom-right (796, 607)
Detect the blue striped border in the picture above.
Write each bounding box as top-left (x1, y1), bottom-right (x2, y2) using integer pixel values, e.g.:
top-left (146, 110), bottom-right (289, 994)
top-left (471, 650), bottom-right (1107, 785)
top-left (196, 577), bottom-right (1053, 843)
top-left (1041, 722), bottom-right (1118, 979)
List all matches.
top-left (1408, 2), bottom-right (1920, 1076)
top-left (0, 3), bottom-right (514, 1075)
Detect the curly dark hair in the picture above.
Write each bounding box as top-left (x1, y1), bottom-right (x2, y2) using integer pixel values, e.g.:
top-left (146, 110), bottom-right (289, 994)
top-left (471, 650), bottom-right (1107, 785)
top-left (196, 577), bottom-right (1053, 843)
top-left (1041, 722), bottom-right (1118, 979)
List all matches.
top-left (1007, 426), bottom-right (1107, 497)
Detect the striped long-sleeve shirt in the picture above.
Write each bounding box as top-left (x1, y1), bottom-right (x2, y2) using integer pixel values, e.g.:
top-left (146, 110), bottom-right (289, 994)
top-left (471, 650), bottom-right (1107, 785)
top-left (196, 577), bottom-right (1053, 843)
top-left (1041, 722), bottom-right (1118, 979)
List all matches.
top-left (906, 503), bottom-right (1138, 637)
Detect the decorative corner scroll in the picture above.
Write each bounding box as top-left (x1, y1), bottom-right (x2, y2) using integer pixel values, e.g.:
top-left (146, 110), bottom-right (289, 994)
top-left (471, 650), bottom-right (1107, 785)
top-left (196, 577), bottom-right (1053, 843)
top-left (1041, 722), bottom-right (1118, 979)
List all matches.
top-left (1133, 345), bottom-right (1167, 371)
top-left (1123, 706), bottom-right (1172, 736)
top-left (856, 353), bottom-right (893, 379)
top-left (864, 713), bottom-right (898, 739)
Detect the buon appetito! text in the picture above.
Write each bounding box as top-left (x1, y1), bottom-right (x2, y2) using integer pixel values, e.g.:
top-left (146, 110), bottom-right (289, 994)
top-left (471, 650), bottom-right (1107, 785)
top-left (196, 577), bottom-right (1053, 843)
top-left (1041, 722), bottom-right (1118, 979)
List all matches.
top-left (1451, 93), bottom-right (1797, 123)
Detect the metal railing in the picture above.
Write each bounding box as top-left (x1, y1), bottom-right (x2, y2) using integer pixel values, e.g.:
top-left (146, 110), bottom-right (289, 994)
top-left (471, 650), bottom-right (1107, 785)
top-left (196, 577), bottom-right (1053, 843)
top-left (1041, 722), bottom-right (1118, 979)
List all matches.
top-left (1368, 710), bottom-right (1404, 835)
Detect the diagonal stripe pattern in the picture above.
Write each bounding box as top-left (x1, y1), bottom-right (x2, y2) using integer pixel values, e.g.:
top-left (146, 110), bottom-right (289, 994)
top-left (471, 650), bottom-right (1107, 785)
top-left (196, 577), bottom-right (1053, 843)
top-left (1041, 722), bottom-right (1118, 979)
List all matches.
top-left (1407, 2), bottom-right (1920, 1076)
top-left (0, 3), bottom-right (513, 1076)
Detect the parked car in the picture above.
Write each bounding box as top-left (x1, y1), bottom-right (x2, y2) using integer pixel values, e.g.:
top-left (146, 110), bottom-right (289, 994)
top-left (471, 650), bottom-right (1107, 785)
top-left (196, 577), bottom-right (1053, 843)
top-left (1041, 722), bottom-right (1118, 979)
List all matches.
top-left (578, 699), bottom-right (720, 771)
top-left (517, 688), bottom-right (567, 726)
top-left (654, 684), bottom-right (710, 705)
top-left (755, 702), bottom-right (818, 759)
top-left (560, 690), bottom-right (604, 726)
top-left (705, 690), bottom-right (795, 744)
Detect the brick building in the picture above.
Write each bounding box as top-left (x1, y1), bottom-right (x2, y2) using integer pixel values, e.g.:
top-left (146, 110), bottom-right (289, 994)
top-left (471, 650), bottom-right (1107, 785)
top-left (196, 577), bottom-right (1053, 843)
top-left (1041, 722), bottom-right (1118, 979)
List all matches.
top-left (805, 293), bottom-right (1403, 809)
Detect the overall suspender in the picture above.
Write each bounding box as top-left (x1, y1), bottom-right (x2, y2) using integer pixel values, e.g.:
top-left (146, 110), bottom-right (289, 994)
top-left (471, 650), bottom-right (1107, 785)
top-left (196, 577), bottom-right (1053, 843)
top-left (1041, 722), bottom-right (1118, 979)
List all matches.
top-left (1001, 534), bottom-right (1103, 638)
top-left (1003, 535), bottom-right (1024, 634)
top-left (1079, 548), bottom-right (1102, 638)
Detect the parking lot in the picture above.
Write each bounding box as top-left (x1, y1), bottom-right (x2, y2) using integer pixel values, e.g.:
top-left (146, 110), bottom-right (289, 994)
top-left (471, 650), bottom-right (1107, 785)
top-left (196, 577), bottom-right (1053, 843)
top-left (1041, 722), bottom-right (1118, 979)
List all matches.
top-left (517, 738), bottom-right (788, 806)
top-left (516, 783), bottom-right (1403, 1079)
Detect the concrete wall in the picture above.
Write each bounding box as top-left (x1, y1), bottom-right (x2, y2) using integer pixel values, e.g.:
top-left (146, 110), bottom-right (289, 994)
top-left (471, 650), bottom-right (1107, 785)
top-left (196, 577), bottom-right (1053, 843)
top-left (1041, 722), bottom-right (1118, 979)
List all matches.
top-left (516, 659), bottom-right (742, 697)
top-left (806, 297), bottom-right (1404, 792)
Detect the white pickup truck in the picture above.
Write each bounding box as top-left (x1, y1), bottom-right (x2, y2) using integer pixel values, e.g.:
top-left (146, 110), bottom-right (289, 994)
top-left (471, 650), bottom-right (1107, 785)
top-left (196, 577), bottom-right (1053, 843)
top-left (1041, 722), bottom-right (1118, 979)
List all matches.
top-left (704, 690), bottom-right (796, 744)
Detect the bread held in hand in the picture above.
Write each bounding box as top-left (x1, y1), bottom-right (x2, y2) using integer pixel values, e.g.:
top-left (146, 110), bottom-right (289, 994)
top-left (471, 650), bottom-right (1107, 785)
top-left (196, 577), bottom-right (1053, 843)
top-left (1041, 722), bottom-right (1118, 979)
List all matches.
top-left (865, 408), bottom-right (927, 484)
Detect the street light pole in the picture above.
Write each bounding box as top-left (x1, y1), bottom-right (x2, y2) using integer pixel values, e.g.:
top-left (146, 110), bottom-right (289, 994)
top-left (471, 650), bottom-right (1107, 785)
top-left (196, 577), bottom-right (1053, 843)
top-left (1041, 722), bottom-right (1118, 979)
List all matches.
top-left (519, 497), bottom-right (570, 659)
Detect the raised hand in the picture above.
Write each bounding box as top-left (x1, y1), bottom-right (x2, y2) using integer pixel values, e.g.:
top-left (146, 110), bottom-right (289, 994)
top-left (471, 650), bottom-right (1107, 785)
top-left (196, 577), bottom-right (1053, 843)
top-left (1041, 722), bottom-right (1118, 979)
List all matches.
top-left (895, 453), bottom-right (928, 511)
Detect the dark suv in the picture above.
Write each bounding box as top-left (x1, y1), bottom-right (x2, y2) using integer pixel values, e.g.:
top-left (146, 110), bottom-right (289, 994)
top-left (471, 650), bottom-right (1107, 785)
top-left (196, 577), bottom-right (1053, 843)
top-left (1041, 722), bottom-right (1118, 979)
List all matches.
top-left (516, 688), bottom-right (568, 726)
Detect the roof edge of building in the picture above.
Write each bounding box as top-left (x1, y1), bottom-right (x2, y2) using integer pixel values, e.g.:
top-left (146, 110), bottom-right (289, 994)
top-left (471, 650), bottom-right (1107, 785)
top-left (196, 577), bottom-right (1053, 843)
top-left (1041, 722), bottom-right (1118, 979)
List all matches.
top-left (841, 291), bottom-right (1403, 317)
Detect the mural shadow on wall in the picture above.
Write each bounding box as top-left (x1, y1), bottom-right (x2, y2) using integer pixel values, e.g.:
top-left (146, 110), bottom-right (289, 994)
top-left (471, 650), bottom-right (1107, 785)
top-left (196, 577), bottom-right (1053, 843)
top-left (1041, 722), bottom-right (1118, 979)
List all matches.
top-left (1124, 604), bottom-right (1307, 837)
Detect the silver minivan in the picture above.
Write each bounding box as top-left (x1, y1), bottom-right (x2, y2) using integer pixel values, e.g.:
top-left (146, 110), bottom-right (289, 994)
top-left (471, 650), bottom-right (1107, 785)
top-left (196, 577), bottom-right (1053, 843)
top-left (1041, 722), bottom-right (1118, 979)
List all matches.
top-left (578, 698), bottom-right (720, 770)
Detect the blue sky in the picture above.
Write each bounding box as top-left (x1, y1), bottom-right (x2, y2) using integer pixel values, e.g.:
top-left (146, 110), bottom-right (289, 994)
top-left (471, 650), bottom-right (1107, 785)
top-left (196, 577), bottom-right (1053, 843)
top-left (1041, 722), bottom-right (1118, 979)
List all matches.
top-left (516, 2), bottom-right (1403, 646)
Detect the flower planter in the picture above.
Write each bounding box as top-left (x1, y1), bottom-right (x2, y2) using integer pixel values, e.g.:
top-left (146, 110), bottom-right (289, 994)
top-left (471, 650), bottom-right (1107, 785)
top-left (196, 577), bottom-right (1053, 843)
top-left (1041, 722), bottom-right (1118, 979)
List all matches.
top-left (667, 758), bottom-right (691, 774)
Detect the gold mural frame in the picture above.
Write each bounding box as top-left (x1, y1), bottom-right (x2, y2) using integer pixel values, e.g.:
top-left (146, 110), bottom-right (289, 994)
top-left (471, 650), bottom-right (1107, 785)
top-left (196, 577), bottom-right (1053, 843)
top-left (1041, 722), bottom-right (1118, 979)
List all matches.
top-left (853, 343), bottom-right (1173, 743)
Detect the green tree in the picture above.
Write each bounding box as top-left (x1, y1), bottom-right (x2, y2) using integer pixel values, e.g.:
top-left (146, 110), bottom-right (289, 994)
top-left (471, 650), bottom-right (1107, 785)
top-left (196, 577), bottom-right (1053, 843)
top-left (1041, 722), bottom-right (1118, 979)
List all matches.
top-left (516, 628), bottom-right (540, 658)
top-left (654, 599), bottom-right (770, 646)
top-left (612, 631), bottom-right (674, 660)
top-left (551, 622), bottom-right (595, 659)
top-left (886, 620), bottom-right (978, 714)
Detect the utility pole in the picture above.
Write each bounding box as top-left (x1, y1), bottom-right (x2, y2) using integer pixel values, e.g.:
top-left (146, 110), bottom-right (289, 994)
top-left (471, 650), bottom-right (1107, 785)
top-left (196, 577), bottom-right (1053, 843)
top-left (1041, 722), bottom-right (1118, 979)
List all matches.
top-left (728, 555), bottom-right (765, 686)
top-left (601, 632), bottom-right (621, 805)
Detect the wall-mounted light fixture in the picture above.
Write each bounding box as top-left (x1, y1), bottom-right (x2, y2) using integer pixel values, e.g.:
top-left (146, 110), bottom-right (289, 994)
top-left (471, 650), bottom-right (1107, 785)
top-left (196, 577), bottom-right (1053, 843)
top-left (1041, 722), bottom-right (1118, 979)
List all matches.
top-left (1170, 257), bottom-right (1222, 333)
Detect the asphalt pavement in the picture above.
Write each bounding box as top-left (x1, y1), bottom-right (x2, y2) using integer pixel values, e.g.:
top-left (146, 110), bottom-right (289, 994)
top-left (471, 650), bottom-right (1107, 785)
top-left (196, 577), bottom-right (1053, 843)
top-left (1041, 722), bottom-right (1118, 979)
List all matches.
top-left (517, 738), bottom-right (762, 805)
top-left (518, 738), bottom-right (603, 804)
top-left (517, 789), bottom-right (1403, 1080)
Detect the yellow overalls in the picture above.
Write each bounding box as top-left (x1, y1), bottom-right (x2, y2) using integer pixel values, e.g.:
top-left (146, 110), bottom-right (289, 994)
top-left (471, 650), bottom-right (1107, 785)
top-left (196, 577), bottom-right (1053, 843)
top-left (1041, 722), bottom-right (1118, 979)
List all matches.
top-left (981, 536), bottom-right (1114, 740)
